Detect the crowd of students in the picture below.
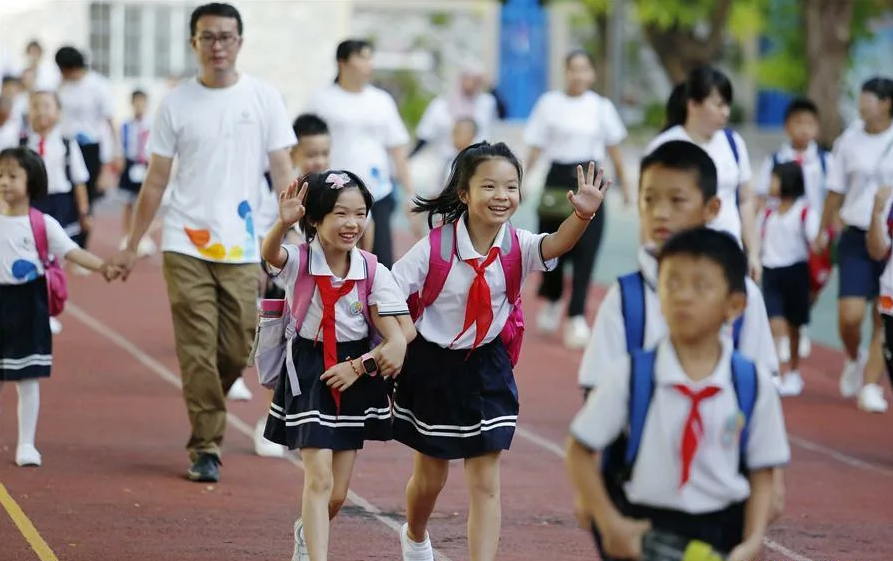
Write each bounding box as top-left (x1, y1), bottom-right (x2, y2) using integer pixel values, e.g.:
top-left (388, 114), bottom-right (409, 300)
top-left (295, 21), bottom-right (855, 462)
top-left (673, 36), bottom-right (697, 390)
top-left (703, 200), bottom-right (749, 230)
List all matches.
top-left (1, 3), bottom-right (892, 560)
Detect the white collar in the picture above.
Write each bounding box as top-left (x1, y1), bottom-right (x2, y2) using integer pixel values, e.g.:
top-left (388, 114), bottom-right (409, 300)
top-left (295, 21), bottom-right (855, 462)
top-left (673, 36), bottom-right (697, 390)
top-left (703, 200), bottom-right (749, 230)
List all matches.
top-left (28, 126), bottom-right (62, 141)
top-left (654, 337), bottom-right (734, 388)
top-left (637, 245), bottom-right (659, 290)
top-left (455, 213), bottom-right (508, 261)
top-left (308, 238), bottom-right (366, 280)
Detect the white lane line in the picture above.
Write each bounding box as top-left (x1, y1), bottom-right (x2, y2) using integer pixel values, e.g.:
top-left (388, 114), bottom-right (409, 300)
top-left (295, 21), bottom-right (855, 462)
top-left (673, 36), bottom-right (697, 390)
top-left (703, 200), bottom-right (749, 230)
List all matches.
top-left (67, 303), bottom-right (453, 561)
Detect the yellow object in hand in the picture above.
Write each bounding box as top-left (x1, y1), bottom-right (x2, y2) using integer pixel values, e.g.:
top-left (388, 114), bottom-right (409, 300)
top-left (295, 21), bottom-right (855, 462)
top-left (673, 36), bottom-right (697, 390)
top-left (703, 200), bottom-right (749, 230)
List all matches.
top-left (681, 540), bottom-right (725, 561)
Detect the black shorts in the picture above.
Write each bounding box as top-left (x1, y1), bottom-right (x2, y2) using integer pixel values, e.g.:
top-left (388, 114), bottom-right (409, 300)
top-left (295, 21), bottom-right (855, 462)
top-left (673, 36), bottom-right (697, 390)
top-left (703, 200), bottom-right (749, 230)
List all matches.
top-left (762, 262), bottom-right (811, 327)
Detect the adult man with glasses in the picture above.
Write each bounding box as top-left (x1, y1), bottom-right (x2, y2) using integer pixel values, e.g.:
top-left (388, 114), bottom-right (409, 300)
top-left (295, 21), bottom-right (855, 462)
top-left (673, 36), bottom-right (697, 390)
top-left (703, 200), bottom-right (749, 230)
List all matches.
top-left (110, 2), bottom-right (297, 483)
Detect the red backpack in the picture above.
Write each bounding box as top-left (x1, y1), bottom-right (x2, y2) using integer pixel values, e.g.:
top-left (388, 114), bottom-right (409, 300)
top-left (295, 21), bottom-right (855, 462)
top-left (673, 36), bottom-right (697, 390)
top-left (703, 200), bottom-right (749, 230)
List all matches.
top-left (407, 222), bottom-right (525, 366)
top-left (28, 208), bottom-right (68, 317)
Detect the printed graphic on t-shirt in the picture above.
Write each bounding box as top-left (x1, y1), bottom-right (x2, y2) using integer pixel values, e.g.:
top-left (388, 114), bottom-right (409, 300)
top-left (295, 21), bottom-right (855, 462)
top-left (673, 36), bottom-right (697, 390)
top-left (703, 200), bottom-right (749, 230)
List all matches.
top-left (183, 199), bottom-right (256, 261)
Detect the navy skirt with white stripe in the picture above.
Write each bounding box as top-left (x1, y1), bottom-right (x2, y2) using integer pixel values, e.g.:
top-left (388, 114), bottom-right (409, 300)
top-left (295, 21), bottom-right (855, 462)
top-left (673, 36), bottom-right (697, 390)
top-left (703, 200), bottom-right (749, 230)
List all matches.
top-left (0, 278), bottom-right (52, 381)
top-left (264, 337), bottom-right (393, 451)
top-left (393, 336), bottom-right (519, 460)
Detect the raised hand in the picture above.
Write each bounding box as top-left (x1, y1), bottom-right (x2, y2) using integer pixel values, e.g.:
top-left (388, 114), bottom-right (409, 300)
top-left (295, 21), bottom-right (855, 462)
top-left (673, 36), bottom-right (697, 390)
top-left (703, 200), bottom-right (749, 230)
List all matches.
top-left (279, 178), bottom-right (308, 226)
top-left (568, 162), bottom-right (611, 219)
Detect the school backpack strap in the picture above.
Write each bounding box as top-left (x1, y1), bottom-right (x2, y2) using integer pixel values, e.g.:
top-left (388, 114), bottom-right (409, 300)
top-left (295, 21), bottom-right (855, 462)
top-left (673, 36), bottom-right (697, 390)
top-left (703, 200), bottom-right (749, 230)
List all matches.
top-left (409, 222), bottom-right (456, 319)
top-left (724, 128), bottom-right (740, 164)
top-left (28, 207), bottom-right (50, 265)
top-left (61, 137), bottom-right (73, 187)
top-left (624, 348), bottom-right (657, 467)
top-left (280, 243), bottom-right (314, 396)
top-left (618, 272), bottom-right (646, 354)
top-left (817, 149), bottom-right (828, 176)
top-left (499, 223), bottom-right (522, 303)
top-left (729, 351), bottom-right (758, 473)
top-left (357, 249), bottom-right (379, 341)
top-left (27, 207), bottom-right (68, 316)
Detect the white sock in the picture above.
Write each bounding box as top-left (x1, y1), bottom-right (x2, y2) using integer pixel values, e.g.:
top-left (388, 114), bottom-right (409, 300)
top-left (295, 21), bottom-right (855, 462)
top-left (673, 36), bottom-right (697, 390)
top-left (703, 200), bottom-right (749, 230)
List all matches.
top-left (16, 380), bottom-right (40, 448)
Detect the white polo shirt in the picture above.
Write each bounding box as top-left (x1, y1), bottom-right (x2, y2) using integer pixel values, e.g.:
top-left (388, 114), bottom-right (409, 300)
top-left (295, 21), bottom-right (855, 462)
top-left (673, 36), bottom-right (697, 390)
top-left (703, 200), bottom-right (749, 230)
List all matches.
top-left (827, 121), bottom-right (893, 230)
top-left (21, 128), bottom-right (90, 195)
top-left (149, 74), bottom-right (297, 264)
top-left (578, 248), bottom-right (778, 389)
top-left (570, 338), bottom-right (790, 514)
top-left (755, 141), bottom-right (833, 217)
top-left (305, 84), bottom-right (410, 202)
top-left (392, 215), bottom-right (557, 349)
top-left (524, 90), bottom-right (627, 165)
top-left (760, 199), bottom-right (820, 269)
top-left (646, 126), bottom-right (752, 244)
top-left (278, 240), bottom-right (409, 342)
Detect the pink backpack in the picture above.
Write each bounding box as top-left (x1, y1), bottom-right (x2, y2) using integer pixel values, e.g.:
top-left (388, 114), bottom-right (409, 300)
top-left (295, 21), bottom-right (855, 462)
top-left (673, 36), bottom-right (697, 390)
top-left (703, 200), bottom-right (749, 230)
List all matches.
top-left (250, 243), bottom-right (378, 396)
top-left (28, 208), bottom-right (68, 317)
top-left (407, 221), bottom-right (525, 366)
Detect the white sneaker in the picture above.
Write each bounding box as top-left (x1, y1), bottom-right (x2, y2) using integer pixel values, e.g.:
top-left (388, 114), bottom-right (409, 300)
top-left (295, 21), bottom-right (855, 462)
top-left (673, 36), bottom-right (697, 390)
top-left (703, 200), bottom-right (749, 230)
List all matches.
top-left (839, 351), bottom-right (865, 398)
top-left (536, 301), bottom-right (562, 334)
top-left (49, 317), bottom-right (62, 335)
top-left (15, 444), bottom-right (42, 467)
top-left (564, 315), bottom-right (591, 350)
top-left (226, 377), bottom-right (253, 401)
top-left (253, 418), bottom-right (285, 458)
top-left (857, 383), bottom-right (889, 413)
top-left (777, 337), bottom-right (791, 363)
top-left (799, 326), bottom-right (812, 358)
top-left (292, 518), bottom-right (310, 561)
top-left (400, 523), bottom-right (434, 561)
top-left (775, 371), bottom-right (804, 397)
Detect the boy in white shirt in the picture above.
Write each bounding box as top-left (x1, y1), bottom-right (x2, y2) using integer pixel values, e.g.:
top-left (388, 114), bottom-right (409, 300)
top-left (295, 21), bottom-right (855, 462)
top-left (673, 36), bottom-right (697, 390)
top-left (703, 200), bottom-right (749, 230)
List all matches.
top-left (566, 227), bottom-right (790, 561)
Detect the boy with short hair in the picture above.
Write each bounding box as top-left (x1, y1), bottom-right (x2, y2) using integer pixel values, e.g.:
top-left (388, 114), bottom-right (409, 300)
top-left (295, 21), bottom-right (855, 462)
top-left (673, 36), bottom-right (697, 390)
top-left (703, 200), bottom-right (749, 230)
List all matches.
top-left (566, 227), bottom-right (790, 561)
top-left (755, 97), bottom-right (834, 360)
top-left (118, 89), bottom-right (154, 256)
top-left (578, 140), bottom-right (779, 393)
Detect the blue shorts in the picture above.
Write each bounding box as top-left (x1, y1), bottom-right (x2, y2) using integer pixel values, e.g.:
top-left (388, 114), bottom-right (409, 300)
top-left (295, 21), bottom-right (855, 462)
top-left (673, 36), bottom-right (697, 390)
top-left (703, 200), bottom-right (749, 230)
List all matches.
top-left (837, 226), bottom-right (886, 300)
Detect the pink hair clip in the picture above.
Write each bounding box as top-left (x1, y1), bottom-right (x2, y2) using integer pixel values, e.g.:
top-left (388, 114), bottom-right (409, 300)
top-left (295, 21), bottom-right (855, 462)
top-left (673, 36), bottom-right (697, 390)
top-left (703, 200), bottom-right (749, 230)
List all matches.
top-left (326, 172), bottom-right (350, 189)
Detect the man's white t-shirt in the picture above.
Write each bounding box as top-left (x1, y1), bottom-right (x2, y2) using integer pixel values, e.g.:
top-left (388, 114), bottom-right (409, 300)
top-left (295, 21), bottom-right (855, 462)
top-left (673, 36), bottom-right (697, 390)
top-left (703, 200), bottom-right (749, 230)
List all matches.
top-left (305, 84), bottom-right (410, 202)
top-left (646, 126), bottom-right (752, 243)
top-left (149, 74), bottom-right (297, 264)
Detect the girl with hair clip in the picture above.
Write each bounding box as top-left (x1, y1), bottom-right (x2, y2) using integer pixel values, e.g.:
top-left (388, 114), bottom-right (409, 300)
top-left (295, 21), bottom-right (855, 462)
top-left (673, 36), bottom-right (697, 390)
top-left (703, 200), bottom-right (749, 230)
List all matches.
top-left (646, 67), bottom-right (761, 281)
top-left (391, 141), bottom-right (610, 561)
top-left (260, 170), bottom-right (415, 561)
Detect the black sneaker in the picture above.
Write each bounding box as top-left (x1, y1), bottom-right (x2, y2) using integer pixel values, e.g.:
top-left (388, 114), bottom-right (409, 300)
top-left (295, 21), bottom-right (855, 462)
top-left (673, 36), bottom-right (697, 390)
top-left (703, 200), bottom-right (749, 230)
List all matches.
top-left (187, 453), bottom-right (220, 482)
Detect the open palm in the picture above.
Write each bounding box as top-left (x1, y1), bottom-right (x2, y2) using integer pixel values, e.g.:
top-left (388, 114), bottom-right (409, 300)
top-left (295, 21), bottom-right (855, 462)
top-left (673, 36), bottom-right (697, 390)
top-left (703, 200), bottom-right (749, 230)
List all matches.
top-left (567, 162), bottom-right (611, 218)
top-left (280, 179), bottom-right (308, 226)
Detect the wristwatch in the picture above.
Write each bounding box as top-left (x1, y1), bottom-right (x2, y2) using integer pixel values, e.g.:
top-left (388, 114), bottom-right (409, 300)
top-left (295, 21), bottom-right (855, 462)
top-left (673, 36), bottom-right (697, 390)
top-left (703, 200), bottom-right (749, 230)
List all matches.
top-left (361, 352), bottom-right (378, 376)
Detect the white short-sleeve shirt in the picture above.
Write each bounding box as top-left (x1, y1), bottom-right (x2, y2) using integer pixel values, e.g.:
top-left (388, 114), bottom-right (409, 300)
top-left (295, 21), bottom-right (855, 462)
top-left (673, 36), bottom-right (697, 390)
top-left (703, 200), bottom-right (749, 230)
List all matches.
top-left (760, 198), bottom-right (820, 268)
top-left (0, 213), bottom-right (78, 285)
top-left (392, 216), bottom-right (558, 348)
top-left (57, 70), bottom-right (115, 144)
top-left (570, 338), bottom-right (790, 514)
top-left (827, 122), bottom-right (893, 230)
top-left (277, 240), bottom-right (408, 342)
top-left (22, 128), bottom-right (90, 195)
top-left (523, 90), bottom-right (627, 164)
top-left (578, 248), bottom-right (779, 388)
top-left (646, 126), bottom-right (752, 243)
top-left (149, 74), bottom-right (297, 264)
top-left (415, 94), bottom-right (498, 161)
top-left (305, 84), bottom-right (410, 202)
top-left (755, 141), bottom-right (832, 216)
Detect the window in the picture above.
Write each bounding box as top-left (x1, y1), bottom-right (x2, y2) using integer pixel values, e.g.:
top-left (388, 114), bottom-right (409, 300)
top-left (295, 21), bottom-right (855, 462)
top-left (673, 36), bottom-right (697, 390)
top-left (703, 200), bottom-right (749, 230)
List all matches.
top-left (88, 2), bottom-right (197, 80)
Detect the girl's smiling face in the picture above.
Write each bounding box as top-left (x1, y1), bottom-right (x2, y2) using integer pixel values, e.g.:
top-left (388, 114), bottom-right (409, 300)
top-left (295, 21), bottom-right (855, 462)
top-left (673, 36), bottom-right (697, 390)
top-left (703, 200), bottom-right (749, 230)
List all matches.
top-left (313, 188), bottom-right (368, 253)
top-left (459, 157), bottom-right (521, 228)
top-left (0, 157), bottom-right (28, 206)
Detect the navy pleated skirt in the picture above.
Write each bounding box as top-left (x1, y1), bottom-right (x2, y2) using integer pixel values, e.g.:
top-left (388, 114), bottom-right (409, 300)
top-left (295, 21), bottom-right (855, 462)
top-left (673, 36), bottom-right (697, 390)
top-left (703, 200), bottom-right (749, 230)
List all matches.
top-left (0, 278), bottom-right (52, 381)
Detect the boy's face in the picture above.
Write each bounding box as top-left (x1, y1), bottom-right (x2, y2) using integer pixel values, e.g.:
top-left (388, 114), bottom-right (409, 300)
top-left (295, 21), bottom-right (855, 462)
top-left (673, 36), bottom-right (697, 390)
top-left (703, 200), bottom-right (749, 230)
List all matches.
top-left (784, 111), bottom-right (818, 149)
top-left (658, 254), bottom-right (746, 344)
top-left (132, 95), bottom-right (147, 116)
top-left (292, 134), bottom-right (330, 174)
top-left (28, 92), bottom-right (59, 133)
top-left (452, 121), bottom-right (476, 151)
top-left (639, 165), bottom-right (720, 247)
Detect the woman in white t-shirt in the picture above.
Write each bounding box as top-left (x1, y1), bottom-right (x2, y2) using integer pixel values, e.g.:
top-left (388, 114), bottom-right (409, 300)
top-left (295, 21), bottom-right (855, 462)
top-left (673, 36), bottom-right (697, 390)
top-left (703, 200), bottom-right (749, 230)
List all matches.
top-left (816, 76), bottom-right (893, 413)
top-left (304, 39), bottom-right (413, 268)
top-left (646, 66), bottom-right (760, 278)
top-left (524, 49), bottom-right (632, 349)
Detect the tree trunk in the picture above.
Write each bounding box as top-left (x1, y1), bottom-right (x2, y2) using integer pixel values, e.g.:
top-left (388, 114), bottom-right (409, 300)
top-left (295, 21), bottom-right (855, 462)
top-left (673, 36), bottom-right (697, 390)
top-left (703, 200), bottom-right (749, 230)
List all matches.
top-left (593, 11), bottom-right (610, 95)
top-left (803, 0), bottom-right (853, 146)
top-left (641, 0), bottom-right (734, 84)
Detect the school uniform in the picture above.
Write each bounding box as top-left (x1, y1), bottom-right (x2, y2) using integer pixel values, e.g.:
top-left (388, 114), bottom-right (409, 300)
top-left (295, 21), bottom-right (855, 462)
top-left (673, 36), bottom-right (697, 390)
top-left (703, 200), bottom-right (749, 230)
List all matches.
top-left (761, 199), bottom-right (820, 327)
top-left (578, 247), bottom-right (779, 390)
top-left (828, 122), bottom-right (893, 299)
top-left (570, 339), bottom-right (790, 555)
top-left (119, 117), bottom-right (151, 203)
top-left (390, 215), bottom-right (558, 460)
top-left (20, 128), bottom-right (91, 246)
top-left (263, 240), bottom-right (409, 451)
top-left (0, 213), bottom-right (78, 381)
top-left (755, 141), bottom-right (833, 217)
